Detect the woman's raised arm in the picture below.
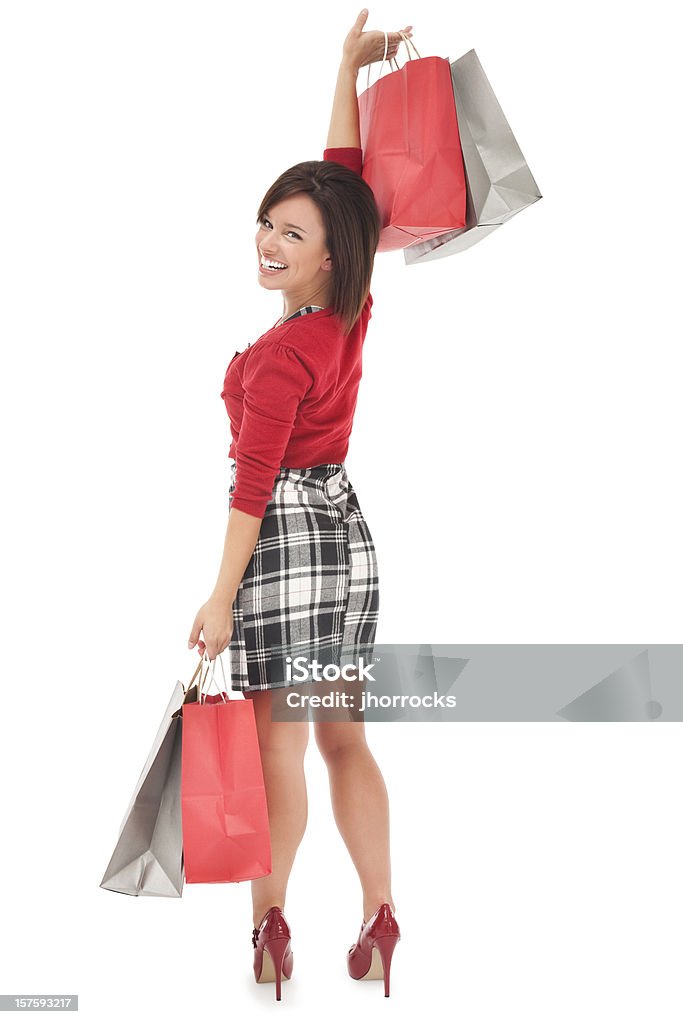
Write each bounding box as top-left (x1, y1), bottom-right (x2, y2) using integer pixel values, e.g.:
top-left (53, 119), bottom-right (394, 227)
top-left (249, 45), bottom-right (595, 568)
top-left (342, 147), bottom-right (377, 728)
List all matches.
top-left (327, 10), bottom-right (413, 149)
top-left (327, 60), bottom-right (362, 150)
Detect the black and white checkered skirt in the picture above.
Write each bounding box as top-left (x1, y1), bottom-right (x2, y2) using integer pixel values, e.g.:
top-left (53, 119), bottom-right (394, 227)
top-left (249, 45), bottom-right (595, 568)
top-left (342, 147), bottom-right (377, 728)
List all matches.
top-left (227, 461), bottom-right (380, 692)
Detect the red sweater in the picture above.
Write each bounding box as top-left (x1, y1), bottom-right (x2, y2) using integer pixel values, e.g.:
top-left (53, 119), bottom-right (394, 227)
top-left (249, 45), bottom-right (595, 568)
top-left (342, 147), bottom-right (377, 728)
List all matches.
top-left (221, 147), bottom-right (372, 518)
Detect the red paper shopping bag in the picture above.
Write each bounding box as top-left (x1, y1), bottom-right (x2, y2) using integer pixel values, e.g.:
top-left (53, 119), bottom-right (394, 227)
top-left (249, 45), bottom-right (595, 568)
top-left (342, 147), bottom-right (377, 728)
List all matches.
top-left (358, 36), bottom-right (467, 252)
top-left (181, 665), bottom-right (272, 884)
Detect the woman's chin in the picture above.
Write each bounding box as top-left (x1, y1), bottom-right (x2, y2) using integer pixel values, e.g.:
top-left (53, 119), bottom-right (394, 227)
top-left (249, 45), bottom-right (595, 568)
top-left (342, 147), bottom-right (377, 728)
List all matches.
top-left (257, 273), bottom-right (282, 289)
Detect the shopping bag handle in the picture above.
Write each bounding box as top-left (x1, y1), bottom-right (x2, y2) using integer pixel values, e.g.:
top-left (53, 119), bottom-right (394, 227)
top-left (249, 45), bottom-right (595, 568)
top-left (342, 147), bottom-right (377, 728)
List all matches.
top-left (182, 655), bottom-right (210, 696)
top-left (198, 650), bottom-right (241, 704)
top-left (364, 29), bottom-right (422, 91)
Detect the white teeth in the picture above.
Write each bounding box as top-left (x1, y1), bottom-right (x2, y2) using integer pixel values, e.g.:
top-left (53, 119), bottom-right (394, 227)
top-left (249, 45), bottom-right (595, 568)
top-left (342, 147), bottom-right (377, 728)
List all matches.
top-left (261, 256), bottom-right (287, 270)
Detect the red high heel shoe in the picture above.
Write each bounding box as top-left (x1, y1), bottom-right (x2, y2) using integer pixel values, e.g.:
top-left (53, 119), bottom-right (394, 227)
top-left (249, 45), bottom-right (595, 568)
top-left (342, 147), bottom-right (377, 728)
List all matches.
top-left (252, 906), bottom-right (293, 1001)
top-left (347, 903), bottom-right (401, 997)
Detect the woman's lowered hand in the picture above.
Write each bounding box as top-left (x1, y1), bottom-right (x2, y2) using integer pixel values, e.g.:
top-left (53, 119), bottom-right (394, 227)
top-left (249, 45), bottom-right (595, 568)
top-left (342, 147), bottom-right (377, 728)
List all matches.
top-left (188, 594), bottom-right (234, 661)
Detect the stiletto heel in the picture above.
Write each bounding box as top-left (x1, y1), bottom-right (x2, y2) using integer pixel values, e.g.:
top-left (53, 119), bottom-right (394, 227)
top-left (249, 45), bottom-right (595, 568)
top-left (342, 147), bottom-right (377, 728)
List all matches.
top-left (252, 906), bottom-right (294, 1001)
top-left (262, 936), bottom-right (290, 1001)
top-left (373, 933), bottom-right (399, 998)
top-left (347, 903), bottom-right (401, 997)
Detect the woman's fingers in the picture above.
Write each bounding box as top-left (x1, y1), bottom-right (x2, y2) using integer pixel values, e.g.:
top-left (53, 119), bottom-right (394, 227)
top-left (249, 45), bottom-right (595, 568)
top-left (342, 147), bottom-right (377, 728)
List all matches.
top-left (188, 615), bottom-right (202, 649)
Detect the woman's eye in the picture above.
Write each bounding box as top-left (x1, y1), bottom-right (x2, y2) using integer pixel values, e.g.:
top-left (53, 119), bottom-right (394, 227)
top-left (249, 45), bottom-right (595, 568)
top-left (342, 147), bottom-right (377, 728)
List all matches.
top-left (260, 218), bottom-right (300, 240)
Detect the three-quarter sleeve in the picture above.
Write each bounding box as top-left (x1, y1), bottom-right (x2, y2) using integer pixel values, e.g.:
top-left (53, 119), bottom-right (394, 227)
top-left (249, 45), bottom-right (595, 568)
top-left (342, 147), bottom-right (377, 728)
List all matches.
top-left (230, 344), bottom-right (315, 518)
top-left (323, 147), bottom-right (363, 176)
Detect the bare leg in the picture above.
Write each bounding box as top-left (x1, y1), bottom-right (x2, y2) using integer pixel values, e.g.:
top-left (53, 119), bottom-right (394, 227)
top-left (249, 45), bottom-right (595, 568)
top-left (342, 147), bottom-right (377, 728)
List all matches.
top-left (248, 690), bottom-right (310, 927)
top-left (314, 716), bottom-right (395, 922)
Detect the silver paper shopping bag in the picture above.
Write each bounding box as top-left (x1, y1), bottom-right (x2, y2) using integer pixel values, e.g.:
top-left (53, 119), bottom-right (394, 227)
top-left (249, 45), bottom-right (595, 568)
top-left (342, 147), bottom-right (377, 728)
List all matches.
top-left (99, 660), bottom-right (206, 897)
top-left (404, 48), bottom-right (542, 264)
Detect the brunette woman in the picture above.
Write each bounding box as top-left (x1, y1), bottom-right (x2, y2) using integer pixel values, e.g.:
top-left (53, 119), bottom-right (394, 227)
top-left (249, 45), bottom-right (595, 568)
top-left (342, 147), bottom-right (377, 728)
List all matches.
top-left (188, 10), bottom-right (413, 1000)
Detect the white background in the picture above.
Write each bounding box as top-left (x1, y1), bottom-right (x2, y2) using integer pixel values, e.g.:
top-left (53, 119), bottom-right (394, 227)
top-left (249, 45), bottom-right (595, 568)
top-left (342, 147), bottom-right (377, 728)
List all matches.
top-left (1, 0), bottom-right (681, 1020)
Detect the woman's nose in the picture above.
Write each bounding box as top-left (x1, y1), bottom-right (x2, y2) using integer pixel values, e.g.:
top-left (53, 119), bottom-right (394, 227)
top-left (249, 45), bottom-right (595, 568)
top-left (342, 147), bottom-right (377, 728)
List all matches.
top-left (260, 233), bottom-right (281, 254)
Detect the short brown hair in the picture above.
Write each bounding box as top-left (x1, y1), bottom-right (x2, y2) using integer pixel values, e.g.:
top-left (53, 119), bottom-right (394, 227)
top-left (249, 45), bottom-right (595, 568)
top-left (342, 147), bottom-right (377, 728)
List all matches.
top-left (256, 159), bottom-right (381, 336)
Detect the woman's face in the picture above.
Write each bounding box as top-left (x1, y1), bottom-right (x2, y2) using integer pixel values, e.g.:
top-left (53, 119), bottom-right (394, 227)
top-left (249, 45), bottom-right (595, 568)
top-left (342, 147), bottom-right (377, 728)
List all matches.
top-left (255, 194), bottom-right (333, 307)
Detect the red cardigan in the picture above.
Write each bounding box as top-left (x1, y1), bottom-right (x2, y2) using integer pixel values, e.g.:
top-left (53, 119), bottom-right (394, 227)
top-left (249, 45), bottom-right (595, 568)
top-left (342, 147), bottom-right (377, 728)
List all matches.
top-left (221, 147), bottom-right (372, 518)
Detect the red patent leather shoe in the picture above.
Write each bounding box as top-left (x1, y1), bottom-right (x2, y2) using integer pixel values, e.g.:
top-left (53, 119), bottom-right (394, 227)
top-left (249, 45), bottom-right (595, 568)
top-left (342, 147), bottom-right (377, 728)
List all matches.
top-left (347, 903), bottom-right (401, 997)
top-left (252, 906), bottom-right (293, 1001)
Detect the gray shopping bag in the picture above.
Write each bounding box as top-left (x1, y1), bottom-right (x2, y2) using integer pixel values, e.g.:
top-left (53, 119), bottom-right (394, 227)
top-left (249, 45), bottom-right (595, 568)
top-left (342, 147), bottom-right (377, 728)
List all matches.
top-left (99, 660), bottom-right (205, 897)
top-left (404, 48), bottom-right (542, 264)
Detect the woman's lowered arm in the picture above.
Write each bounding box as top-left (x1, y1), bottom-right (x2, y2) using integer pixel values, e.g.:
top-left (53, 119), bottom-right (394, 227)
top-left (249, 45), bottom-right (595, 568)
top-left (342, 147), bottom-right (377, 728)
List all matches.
top-left (187, 507), bottom-right (262, 660)
top-left (327, 10), bottom-right (413, 149)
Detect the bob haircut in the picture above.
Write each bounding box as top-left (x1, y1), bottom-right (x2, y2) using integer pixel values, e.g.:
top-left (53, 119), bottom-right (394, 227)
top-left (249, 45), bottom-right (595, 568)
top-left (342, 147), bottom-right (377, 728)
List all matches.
top-left (256, 159), bottom-right (381, 337)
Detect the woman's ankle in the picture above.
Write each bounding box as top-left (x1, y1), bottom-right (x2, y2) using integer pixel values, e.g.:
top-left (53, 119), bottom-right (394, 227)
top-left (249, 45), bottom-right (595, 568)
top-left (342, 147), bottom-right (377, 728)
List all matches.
top-left (253, 902), bottom-right (285, 929)
top-left (362, 897), bottom-right (396, 922)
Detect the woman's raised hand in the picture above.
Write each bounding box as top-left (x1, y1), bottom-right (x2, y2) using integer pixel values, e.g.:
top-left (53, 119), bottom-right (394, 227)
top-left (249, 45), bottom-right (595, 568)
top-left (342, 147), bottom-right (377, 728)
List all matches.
top-left (342, 9), bottom-right (414, 71)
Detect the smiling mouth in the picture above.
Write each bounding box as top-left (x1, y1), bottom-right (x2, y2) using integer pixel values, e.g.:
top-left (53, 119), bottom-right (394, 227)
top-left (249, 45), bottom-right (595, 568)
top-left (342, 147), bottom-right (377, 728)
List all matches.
top-left (259, 256), bottom-right (288, 273)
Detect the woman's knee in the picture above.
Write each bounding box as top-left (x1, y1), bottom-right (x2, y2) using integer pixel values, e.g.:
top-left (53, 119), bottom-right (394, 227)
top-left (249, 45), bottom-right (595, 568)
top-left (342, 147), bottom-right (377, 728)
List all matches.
top-left (314, 720), bottom-right (367, 762)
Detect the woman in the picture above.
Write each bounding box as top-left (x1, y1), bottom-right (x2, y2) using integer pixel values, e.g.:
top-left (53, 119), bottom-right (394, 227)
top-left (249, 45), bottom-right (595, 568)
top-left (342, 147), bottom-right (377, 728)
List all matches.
top-left (188, 11), bottom-right (413, 1001)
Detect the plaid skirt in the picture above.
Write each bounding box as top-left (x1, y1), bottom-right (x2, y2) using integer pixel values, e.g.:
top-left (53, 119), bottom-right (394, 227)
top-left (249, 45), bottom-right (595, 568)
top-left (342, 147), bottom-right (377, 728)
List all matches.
top-left (227, 461), bottom-right (379, 692)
